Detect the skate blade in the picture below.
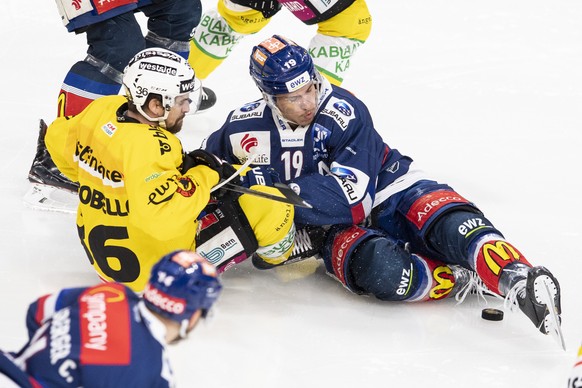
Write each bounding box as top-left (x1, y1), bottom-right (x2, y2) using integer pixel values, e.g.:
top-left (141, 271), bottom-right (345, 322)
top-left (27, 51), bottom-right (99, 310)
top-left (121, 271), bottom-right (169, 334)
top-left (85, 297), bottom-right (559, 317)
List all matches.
top-left (22, 183), bottom-right (78, 214)
top-left (538, 277), bottom-right (566, 350)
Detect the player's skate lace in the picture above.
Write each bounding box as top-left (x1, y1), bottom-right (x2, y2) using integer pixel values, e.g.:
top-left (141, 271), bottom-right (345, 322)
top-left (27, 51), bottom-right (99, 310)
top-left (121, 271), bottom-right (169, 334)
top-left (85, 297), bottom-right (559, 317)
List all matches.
top-left (452, 266), bottom-right (501, 305)
top-left (291, 227), bottom-right (314, 257)
top-left (252, 226), bottom-right (326, 270)
top-left (503, 278), bottom-right (527, 313)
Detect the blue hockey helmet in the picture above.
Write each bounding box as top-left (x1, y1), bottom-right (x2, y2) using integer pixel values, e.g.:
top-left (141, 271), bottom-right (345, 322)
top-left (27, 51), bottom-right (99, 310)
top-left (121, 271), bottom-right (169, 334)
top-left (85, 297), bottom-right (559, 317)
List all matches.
top-left (143, 250), bottom-right (222, 338)
top-left (249, 35), bottom-right (319, 96)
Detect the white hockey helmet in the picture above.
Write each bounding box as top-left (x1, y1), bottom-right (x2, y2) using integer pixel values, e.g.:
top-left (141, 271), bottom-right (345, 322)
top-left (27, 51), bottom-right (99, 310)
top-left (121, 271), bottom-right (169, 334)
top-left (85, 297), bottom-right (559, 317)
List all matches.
top-left (122, 48), bottom-right (202, 122)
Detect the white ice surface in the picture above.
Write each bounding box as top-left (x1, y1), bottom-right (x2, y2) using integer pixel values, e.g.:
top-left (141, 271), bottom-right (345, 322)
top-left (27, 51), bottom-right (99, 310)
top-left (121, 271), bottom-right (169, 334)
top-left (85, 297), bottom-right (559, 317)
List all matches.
top-left (1, 1), bottom-right (581, 387)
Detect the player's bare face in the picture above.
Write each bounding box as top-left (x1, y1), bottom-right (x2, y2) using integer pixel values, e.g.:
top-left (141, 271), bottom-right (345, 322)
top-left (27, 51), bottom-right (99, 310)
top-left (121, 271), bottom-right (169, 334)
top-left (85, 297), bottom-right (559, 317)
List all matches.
top-left (275, 82), bottom-right (317, 127)
top-left (166, 95), bottom-right (191, 134)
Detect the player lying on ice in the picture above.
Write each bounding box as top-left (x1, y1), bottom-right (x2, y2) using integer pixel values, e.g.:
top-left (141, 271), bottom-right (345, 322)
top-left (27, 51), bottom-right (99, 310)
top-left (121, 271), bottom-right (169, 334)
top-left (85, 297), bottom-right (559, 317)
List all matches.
top-left (42, 47), bottom-right (296, 292)
top-left (0, 250), bottom-right (221, 387)
top-left (201, 34), bottom-right (563, 346)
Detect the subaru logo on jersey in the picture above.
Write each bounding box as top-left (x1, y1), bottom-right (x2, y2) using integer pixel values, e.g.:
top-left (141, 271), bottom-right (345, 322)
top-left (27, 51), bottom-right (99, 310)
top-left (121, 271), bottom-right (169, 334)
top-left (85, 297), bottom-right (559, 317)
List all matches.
top-left (330, 166), bottom-right (357, 182)
top-left (240, 102), bottom-right (261, 112)
top-left (230, 101), bottom-right (266, 122)
top-left (328, 162), bottom-right (369, 204)
top-left (285, 71), bottom-right (310, 92)
top-left (231, 131), bottom-right (271, 165)
top-left (333, 101), bottom-right (352, 116)
top-left (321, 97), bottom-right (356, 131)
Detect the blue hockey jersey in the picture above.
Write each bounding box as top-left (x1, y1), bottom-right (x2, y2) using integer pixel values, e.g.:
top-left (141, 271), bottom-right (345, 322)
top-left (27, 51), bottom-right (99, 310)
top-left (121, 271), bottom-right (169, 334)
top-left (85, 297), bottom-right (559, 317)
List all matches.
top-left (203, 81), bottom-right (417, 227)
top-left (2, 283), bottom-right (174, 387)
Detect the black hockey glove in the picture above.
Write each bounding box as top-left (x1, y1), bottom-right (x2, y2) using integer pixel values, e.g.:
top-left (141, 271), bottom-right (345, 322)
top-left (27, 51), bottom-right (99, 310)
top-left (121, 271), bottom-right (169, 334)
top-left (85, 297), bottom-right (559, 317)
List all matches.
top-left (182, 149), bottom-right (237, 181)
top-left (230, 0), bottom-right (282, 18)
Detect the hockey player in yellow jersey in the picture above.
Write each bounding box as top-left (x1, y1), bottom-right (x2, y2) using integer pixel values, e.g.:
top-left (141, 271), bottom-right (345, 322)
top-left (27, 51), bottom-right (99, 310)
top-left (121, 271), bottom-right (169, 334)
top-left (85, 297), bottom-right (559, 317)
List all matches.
top-left (189, 0), bottom-right (371, 87)
top-left (45, 48), bottom-right (295, 291)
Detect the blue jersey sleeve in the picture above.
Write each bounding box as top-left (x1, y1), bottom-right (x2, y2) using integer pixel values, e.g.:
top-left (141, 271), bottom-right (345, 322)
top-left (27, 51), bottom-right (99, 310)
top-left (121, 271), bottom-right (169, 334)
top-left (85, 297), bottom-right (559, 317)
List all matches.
top-left (291, 94), bottom-right (389, 226)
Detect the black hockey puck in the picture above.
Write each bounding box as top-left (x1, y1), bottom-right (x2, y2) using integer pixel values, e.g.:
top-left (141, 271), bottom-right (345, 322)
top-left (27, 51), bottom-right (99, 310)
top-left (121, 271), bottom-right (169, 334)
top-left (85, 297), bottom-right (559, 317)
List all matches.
top-left (481, 308), bottom-right (504, 321)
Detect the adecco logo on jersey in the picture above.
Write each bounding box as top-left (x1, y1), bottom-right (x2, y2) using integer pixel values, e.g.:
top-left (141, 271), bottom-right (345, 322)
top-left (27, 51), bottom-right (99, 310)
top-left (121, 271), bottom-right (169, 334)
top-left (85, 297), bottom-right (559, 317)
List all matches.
top-left (406, 190), bottom-right (470, 230)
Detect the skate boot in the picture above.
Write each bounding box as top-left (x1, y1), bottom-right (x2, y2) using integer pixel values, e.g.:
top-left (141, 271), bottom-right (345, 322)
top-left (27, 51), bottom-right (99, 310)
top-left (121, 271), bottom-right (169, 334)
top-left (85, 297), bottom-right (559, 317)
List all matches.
top-left (450, 265), bottom-right (500, 304)
top-left (28, 119), bottom-right (79, 193)
top-left (197, 86), bottom-right (217, 112)
top-left (505, 266), bottom-right (562, 335)
top-left (252, 226), bottom-right (327, 270)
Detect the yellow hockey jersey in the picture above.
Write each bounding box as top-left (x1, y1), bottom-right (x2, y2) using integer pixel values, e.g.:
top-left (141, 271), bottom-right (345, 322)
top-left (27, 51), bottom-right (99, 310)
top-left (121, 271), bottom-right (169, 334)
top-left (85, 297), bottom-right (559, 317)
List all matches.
top-left (46, 95), bottom-right (219, 291)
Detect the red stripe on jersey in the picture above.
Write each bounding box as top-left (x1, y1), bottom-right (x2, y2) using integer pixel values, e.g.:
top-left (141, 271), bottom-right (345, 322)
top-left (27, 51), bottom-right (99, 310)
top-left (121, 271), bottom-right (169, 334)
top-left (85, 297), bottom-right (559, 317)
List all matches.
top-left (79, 283), bottom-right (131, 365)
top-left (34, 294), bottom-right (51, 325)
top-left (351, 202), bottom-right (366, 224)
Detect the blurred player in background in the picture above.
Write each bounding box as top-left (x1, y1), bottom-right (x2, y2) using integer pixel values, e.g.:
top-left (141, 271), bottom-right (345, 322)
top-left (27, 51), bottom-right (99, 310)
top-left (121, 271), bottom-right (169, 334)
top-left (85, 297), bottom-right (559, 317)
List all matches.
top-left (203, 35), bottom-right (563, 344)
top-left (568, 344), bottom-right (582, 387)
top-left (189, 0), bottom-right (371, 90)
top-left (27, 0), bottom-right (217, 206)
top-left (0, 250), bottom-right (221, 388)
top-left (44, 48), bottom-right (296, 292)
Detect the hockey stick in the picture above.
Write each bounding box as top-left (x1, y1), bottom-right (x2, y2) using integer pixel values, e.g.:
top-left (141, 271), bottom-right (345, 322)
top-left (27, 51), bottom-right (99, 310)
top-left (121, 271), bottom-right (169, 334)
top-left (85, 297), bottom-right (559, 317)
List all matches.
top-left (210, 154), bottom-right (257, 193)
top-left (220, 182), bottom-right (312, 208)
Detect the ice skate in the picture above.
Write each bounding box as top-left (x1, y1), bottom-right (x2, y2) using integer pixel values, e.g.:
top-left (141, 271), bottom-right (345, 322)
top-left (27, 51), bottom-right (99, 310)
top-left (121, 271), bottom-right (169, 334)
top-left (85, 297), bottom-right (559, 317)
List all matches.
top-left (504, 266), bottom-right (564, 349)
top-left (450, 265), bottom-right (500, 304)
top-left (252, 226), bottom-right (327, 269)
top-left (23, 119), bottom-right (79, 213)
top-left (28, 119), bottom-right (78, 192)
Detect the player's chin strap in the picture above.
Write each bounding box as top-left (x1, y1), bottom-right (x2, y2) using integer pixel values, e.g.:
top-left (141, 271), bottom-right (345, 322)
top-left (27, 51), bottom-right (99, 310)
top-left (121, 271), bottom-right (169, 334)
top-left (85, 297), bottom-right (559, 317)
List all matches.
top-left (210, 154), bottom-right (258, 193)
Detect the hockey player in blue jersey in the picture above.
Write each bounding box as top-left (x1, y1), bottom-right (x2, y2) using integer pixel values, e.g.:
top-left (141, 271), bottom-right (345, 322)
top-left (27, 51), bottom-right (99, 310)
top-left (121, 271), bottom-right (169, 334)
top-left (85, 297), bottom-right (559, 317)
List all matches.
top-left (202, 34), bottom-right (563, 343)
top-left (0, 250), bottom-right (221, 387)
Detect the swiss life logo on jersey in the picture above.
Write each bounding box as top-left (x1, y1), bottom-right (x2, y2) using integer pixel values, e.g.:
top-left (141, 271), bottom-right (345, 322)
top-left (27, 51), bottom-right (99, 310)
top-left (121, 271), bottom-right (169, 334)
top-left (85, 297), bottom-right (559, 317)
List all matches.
top-left (79, 284), bottom-right (130, 365)
top-left (321, 97), bottom-right (356, 131)
top-left (230, 132), bottom-right (271, 165)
